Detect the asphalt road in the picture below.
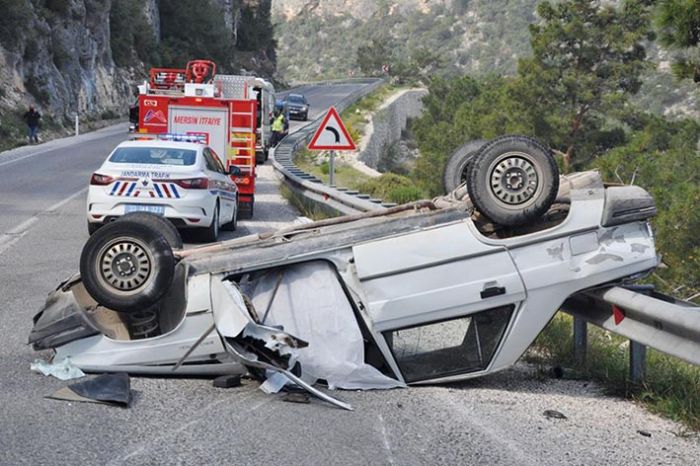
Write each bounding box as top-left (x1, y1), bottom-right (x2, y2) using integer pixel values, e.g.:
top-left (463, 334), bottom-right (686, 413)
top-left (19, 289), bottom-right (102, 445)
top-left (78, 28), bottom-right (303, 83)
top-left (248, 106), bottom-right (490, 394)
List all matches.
top-left (1, 83), bottom-right (698, 465)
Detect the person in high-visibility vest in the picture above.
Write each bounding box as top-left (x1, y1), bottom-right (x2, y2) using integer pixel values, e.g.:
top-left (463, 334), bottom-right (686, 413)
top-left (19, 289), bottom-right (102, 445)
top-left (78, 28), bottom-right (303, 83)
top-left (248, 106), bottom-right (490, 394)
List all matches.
top-left (271, 108), bottom-right (286, 147)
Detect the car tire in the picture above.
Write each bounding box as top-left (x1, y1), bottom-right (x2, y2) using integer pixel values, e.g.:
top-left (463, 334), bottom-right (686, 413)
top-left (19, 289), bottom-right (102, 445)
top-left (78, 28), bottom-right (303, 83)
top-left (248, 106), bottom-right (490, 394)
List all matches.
top-left (467, 135), bottom-right (559, 226)
top-left (443, 139), bottom-right (487, 194)
top-left (256, 150), bottom-right (265, 165)
top-left (79, 220), bottom-right (175, 313)
top-left (116, 212), bottom-right (183, 250)
top-left (222, 201), bottom-right (238, 231)
top-left (87, 222), bottom-right (101, 235)
top-left (200, 203), bottom-right (220, 242)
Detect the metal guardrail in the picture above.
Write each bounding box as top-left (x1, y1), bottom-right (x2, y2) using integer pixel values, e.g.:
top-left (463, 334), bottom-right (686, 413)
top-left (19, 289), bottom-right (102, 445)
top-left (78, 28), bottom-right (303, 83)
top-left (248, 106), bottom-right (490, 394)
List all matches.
top-left (272, 78), bottom-right (394, 216)
top-left (562, 285), bottom-right (700, 381)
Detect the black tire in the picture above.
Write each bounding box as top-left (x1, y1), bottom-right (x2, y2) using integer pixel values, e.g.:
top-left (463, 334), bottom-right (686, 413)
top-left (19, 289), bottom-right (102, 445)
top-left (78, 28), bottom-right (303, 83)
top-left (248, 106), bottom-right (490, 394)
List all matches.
top-left (200, 203), bottom-right (220, 242)
top-left (79, 220), bottom-right (175, 313)
top-left (443, 139), bottom-right (487, 193)
top-left (116, 212), bottom-right (183, 250)
top-left (256, 150), bottom-right (265, 165)
top-left (222, 201), bottom-right (238, 231)
top-left (87, 222), bottom-right (101, 235)
top-left (467, 135), bottom-right (559, 226)
top-left (239, 201), bottom-right (254, 219)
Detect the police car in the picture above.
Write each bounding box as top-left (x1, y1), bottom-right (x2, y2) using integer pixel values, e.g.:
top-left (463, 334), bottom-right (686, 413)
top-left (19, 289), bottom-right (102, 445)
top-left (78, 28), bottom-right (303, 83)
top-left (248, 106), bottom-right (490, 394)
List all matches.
top-left (87, 135), bottom-right (239, 242)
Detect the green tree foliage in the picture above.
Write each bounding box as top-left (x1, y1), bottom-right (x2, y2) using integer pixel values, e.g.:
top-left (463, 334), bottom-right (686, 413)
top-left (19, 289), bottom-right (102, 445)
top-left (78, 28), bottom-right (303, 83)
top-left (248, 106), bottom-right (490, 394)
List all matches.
top-left (159, 0), bottom-right (233, 71)
top-left (654, 0), bottom-right (700, 82)
top-left (110, 0), bottom-right (157, 67)
top-left (517, 0), bottom-right (654, 169)
top-left (0, 0), bottom-right (32, 48)
top-left (593, 114), bottom-right (700, 294)
top-left (355, 173), bottom-right (425, 204)
top-left (411, 76), bottom-right (536, 195)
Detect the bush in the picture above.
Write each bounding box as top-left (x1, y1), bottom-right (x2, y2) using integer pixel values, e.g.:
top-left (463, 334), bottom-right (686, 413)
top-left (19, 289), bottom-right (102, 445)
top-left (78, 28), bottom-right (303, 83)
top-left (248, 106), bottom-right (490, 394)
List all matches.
top-left (0, 0), bottom-right (32, 49)
top-left (159, 0), bottom-right (233, 71)
top-left (355, 173), bottom-right (425, 204)
top-left (110, 0), bottom-right (157, 67)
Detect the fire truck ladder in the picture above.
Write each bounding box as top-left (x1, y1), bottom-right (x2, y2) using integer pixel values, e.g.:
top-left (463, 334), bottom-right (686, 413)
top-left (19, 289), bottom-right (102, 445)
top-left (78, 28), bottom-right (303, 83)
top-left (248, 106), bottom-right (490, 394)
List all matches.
top-left (228, 100), bottom-right (257, 174)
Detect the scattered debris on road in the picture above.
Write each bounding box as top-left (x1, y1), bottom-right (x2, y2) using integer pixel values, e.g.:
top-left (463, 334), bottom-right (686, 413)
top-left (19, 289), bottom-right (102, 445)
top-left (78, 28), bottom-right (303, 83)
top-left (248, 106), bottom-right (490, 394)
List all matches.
top-left (48, 373), bottom-right (131, 407)
top-left (31, 357), bottom-right (85, 381)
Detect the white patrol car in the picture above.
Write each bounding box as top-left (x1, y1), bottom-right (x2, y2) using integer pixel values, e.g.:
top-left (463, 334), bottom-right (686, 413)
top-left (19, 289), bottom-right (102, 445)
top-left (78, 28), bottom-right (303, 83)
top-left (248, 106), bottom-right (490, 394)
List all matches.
top-left (87, 136), bottom-right (239, 242)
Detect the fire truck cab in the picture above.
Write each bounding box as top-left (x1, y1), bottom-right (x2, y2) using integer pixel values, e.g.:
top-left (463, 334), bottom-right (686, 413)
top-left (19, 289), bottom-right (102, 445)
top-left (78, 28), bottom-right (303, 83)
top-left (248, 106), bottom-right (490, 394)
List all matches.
top-left (137, 60), bottom-right (259, 218)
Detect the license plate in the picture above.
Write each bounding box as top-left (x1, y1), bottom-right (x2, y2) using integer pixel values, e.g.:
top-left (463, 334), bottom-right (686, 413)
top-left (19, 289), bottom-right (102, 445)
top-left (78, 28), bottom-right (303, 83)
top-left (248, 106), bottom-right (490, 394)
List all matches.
top-left (125, 204), bottom-right (165, 215)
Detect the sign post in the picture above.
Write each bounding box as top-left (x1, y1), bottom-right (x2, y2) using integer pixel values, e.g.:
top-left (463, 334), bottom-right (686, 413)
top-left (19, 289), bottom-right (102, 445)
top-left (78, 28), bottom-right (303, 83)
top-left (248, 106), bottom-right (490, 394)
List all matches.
top-left (307, 107), bottom-right (356, 186)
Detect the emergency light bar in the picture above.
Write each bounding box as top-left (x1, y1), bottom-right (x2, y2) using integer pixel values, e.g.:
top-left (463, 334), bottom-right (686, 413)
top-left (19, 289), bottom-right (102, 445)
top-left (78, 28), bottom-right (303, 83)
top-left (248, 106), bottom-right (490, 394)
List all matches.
top-left (131, 133), bottom-right (208, 144)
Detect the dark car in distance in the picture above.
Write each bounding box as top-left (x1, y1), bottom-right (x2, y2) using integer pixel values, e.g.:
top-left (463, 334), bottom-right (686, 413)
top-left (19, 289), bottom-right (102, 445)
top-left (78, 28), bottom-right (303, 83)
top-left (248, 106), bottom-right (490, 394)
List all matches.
top-left (283, 93), bottom-right (310, 121)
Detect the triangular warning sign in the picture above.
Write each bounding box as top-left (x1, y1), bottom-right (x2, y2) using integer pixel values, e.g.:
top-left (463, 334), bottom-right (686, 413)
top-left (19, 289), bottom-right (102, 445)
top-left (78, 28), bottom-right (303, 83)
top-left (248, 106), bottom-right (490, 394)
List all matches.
top-left (308, 107), bottom-right (357, 151)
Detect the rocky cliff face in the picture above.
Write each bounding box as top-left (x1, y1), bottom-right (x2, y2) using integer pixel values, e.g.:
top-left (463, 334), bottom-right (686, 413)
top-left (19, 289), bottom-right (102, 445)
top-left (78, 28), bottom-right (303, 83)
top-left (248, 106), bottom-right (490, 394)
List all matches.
top-left (272, 0), bottom-right (537, 82)
top-left (272, 0), bottom-right (698, 117)
top-left (0, 0), bottom-right (275, 146)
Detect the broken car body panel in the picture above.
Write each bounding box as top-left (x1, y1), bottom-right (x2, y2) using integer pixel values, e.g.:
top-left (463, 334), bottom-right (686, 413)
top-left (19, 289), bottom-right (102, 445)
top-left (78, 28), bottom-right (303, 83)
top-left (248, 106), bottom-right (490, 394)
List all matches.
top-left (29, 172), bottom-right (658, 387)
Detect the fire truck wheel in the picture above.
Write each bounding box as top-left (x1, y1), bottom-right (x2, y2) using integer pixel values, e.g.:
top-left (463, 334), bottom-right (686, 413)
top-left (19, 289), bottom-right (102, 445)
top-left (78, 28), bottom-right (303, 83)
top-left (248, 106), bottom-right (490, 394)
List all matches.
top-left (443, 139), bottom-right (487, 194)
top-left (239, 201), bottom-right (254, 219)
top-left (80, 220), bottom-right (175, 313)
top-left (116, 212), bottom-right (183, 250)
top-left (467, 135), bottom-right (559, 227)
top-left (200, 203), bottom-right (220, 242)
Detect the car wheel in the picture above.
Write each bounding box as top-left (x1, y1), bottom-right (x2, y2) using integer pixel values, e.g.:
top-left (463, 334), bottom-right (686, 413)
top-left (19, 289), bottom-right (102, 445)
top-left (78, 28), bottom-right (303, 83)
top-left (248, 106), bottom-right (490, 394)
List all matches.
top-left (467, 135), bottom-right (559, 226)
top-left (79, 220), bottom-right (175, 313)
top-left (443, 139), bottom-right (487, 194)
top-left (222, 201), bottom-right (237, 231)
top-left (200, 203), bottom-right (220, 242)
top-left (256, 150), bottom-right (265, 165)
top-left (116, 212), bottom-right (183, 250)
top-left (87, 222), bottom-right (101, 235)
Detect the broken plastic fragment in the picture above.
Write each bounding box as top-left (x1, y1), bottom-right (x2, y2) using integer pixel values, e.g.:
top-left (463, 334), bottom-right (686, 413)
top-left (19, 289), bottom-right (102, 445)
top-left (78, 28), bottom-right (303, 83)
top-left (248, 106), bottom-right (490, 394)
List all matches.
top-left (30, 357), bottom-right (85, 381)
top-left (260, 372), bottom-right (291, 394)
top-left (48, 373), bottom-right (131, 407)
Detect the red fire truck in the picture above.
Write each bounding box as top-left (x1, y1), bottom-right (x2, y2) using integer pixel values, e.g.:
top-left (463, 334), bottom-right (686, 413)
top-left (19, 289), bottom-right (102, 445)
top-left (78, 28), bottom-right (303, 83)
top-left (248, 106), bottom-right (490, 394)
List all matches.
top-left (137, 60), bottom-right (259, 218)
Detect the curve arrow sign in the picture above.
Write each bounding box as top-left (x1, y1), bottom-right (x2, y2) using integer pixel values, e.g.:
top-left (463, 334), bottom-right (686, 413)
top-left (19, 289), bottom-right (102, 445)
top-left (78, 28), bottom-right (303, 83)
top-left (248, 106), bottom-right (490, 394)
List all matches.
top-left (308, 107), bottom-right (357, 151)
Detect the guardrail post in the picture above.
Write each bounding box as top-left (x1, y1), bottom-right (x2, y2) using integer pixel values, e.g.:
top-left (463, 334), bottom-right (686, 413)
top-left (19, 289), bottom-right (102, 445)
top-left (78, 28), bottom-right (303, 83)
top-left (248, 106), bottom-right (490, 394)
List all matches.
top-left (573, 316), bottom-right (587, 365)
top-left (629, 340), bottom-right (646, 385)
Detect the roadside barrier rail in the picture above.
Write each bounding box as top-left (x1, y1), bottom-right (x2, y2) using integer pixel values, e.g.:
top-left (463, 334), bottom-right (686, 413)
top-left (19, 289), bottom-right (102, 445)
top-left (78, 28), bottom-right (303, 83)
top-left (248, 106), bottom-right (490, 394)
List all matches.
top-left (272, 78), bottom-right (392, 216)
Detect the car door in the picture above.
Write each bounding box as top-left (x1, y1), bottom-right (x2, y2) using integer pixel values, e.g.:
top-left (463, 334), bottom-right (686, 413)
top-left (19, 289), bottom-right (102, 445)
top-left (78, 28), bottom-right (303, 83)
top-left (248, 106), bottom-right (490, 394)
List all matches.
top-left (202, 148), bottom-right (236, 224)
top-left (352, 221), bottom-right (526, 383)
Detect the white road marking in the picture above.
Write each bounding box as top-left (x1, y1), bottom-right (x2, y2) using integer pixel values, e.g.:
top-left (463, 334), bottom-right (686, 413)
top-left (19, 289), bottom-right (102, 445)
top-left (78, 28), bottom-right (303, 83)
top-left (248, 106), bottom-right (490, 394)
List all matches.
top-left (0, 187), bottom-right (88, 256)
top-left (378, 414), bottom-right (395, 465)
top-left (0, 148), bottom-right (57, 168)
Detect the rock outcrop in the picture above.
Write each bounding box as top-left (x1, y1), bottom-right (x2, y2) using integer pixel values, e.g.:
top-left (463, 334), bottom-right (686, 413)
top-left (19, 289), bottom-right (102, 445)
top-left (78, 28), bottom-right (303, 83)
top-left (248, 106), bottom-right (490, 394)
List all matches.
top-left (0, 0), bottom-right (276, 145)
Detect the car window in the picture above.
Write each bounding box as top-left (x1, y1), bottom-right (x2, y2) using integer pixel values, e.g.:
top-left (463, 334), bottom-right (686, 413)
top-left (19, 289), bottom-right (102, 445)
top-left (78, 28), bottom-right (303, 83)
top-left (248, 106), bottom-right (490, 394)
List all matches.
top-left (109, 147), bottom-right (197, 166)
top-left (209, 149), bottom-right (227, 174)
top-left (202, 148), bottom-right (223, 174)
top-left (287, 95), bottom-right (305, 104)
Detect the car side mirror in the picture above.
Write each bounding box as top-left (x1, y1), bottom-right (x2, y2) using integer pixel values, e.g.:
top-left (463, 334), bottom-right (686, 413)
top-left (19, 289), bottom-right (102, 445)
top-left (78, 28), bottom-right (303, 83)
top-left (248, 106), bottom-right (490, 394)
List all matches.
top-left (228, 166), bottom-right (242, 176)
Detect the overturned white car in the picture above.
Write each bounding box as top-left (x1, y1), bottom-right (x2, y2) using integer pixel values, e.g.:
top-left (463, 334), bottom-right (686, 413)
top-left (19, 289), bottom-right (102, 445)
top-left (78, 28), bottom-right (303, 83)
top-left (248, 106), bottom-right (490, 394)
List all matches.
top-left (30, 136), bottom-right (660, 408)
